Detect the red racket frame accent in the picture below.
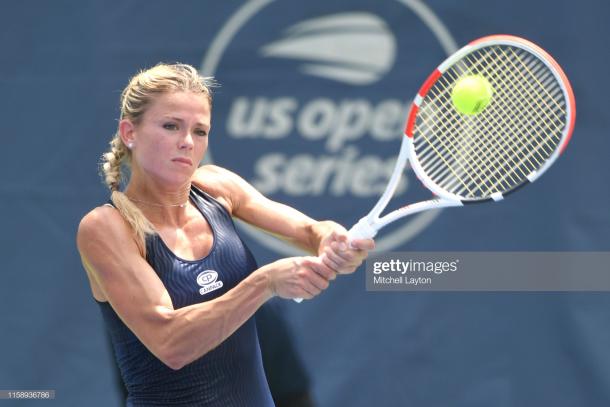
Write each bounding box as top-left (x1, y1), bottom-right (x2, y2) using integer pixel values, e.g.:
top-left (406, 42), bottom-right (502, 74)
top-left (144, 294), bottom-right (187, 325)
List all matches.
top-left (405, 69), bottom-right (442, 138)
top-left (405, 105), bottom-right (418, 137)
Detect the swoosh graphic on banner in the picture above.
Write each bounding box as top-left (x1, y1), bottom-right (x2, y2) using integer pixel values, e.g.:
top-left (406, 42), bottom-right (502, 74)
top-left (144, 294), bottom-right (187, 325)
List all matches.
top-left (260, 12), bottom-right (396, 85)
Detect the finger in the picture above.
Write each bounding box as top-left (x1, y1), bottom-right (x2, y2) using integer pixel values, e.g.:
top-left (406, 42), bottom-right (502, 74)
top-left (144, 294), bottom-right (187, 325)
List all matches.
top-left (327, 247), bottom-right (365, 274)
top-left (325, 246), bottom-right (358, 271)
top-left (326, 245), bottom-right (348, 263)
top-left (323, 247), bottom-right (349, 272)
top-left (294, 271), bottom-right (322, 297)
top-left (297, 283), bottom-right (315, 300)
top-left (300, 257), bottom-right (332, 278)
top-left (320, 253), bottom-right (342, 274)
top-left (306, 257), bottom-right (338, 281)
top-left (289, 259), bottom-right (313, 299)
top-left (324, 230), bottom-right (338, 245)
top-left (349, 238), bottom-right (376, 251)
top-left (327, 240), bottom-right (355, 261)
top-left (304, 267), bottom-right (330, 292)
top-left (297, 258), bottom-right (330, 294)
top-left (331, 239), bottom-right (368, 263)
top-left (329, 231), bottom-right (349, 249)
top-left (336, 233), bottom-right (349, 244)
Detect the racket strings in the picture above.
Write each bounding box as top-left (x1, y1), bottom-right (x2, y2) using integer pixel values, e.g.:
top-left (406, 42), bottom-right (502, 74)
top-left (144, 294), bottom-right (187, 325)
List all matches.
top-left (417, 95), bottom-right (496, 194)
top-left (476, 47), bottom-right (565, 193)
top-left (476, 47), bottom-right (564, 193)
top-left (413, 44), bottom-right (567, 199)
top-left (451, 50), bottom-right (559, 192)
top-left (428, 70), bottom-right (522, 194)
top-left (415, 53), bottom-right (507, 193)
top-left (417, 51), bottom-right (530, 193)
top-left (424, 48), bottom-right (561, 193)
top-left (446, 47), bottom-right (560, 159)
top-left (489, 48), bottom-right (564, 152)
top-left (429, 54), bottom-right (531, 191)
top-left (500, 47), bottom-right (566, 120)
top-left (419, 52), bottom-right (533, 194)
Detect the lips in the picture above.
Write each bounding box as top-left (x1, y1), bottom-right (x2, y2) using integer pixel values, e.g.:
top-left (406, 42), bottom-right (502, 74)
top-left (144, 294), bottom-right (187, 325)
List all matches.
top-left (172, 157), bottom-right (193, 166)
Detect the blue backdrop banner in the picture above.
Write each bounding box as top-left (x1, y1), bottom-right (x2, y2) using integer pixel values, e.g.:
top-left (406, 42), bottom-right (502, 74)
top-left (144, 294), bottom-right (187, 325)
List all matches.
top-left (0, 1), bottom-right (608, 406)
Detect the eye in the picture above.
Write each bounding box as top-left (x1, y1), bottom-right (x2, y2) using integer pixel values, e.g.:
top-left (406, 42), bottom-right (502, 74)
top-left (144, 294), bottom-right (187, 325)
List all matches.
top-left (195, 129), bottom-right (208, 137)
top-left (163, 122), bottom-right (178, 130)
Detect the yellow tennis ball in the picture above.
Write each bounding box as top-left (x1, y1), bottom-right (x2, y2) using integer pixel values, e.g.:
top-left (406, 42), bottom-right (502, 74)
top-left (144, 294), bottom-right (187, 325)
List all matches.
top-left (451, 74), bottom-right (493, 115)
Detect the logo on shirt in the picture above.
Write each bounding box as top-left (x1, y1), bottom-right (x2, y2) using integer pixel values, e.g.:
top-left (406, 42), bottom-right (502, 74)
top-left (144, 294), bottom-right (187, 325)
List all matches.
top-left (196, 270), bottom-right (224, 295)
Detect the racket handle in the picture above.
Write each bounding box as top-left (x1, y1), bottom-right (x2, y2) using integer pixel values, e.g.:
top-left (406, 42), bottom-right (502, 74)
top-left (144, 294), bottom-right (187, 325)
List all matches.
top-left (347, 217), bottom-right (378, 241)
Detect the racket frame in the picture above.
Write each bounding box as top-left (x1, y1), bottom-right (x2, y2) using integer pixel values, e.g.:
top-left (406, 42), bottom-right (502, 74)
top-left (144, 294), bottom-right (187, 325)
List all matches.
top-left (349, 35), bottom-right (576, 240)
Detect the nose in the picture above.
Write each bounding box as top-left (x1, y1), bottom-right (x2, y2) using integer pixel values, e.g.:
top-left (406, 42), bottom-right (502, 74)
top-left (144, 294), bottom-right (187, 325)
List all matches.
top-left (179, 131), bottom-right (195, 150)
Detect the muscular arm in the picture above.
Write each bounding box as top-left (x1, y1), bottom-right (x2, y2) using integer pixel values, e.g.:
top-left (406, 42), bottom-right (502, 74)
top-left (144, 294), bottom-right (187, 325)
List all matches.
top-left (77, 207), bottom-right (328, 370)
top-left (194, 165), bottom-right (335, 255)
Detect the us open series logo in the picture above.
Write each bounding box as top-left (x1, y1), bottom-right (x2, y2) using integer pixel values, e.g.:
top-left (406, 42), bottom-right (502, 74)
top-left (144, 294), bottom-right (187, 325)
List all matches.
top-left (200, 0), bottom-right (458, 254)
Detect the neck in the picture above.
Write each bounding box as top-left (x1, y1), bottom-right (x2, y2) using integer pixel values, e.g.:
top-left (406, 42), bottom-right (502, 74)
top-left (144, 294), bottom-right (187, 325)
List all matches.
top-left (124, 176), bottom-right (192, 224)
top-left (127, 197), bottom-right (189, 208)
top-left (125, 184), bottom-right (191, 206)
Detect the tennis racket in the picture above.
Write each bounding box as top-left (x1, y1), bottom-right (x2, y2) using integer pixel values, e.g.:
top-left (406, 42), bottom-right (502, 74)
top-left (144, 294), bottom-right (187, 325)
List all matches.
top-left (295, 34), bottom-right (575, 302)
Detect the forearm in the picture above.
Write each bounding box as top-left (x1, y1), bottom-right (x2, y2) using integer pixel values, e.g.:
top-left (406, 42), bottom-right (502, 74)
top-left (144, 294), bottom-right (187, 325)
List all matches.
top-left (162, 267), bottom-right (274, 369)
top-left (274, 218), bottom-right (337, 256)
top-left (261, 204), bottom-right (339, 255)
top-left (248, 201), bottom-right (324, 254)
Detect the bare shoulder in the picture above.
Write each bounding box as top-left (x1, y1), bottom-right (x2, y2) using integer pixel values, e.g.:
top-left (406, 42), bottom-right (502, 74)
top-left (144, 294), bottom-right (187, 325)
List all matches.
top-left (193, 165), bottom-right (246, 214)
top-left (194, 164), bottom-right (242, 186)
top-left (77, 205), bottom-right (142, 301)
top-left (76, 205), bottom-right (144, 271)
top-left (77, 205), bottom-right (132, 249)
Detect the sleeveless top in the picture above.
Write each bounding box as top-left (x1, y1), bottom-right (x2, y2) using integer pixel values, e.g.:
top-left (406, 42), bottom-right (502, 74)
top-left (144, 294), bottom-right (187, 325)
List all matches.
top-left (96, 185), bottom-right (275, 406)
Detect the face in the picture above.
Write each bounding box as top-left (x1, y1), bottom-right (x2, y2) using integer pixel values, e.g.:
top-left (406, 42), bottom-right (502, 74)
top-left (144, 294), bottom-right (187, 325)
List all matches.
top-left (121, 91), bottom-right (211, 187)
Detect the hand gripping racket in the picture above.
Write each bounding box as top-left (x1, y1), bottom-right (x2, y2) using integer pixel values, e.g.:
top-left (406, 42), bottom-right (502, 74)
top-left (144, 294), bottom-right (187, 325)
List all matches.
top-left (295, 35), bottom-right (576, 302)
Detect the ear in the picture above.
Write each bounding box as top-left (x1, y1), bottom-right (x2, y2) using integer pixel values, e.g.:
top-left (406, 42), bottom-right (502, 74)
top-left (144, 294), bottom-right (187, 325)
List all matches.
top-left (118, 119), bottom-right (136, 148)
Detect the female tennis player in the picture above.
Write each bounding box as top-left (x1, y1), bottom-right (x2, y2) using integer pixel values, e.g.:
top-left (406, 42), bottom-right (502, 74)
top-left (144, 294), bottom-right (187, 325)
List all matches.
top-left (76, 63), bottom-right (373, 406)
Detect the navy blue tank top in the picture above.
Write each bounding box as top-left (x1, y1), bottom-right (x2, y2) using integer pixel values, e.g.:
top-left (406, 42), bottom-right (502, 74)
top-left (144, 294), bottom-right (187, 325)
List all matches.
top-left (97, 185), bottom-right (275, 406)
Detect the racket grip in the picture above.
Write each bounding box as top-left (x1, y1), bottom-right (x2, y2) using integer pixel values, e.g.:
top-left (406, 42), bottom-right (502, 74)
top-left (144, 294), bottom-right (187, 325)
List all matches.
top-left (347, 217), bottom-right (378, 241)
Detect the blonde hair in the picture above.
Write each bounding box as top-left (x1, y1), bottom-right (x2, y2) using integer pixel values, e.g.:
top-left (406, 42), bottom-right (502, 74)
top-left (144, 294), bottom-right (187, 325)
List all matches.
top-left (100, 63), bottom-right (215, 254)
